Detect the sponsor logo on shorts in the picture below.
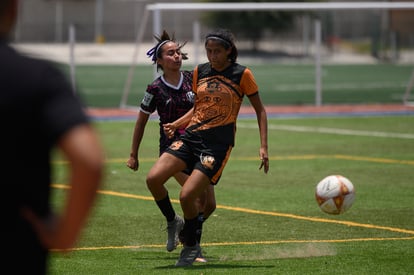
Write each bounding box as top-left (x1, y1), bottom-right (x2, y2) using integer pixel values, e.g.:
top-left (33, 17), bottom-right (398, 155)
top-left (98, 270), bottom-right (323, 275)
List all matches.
top-left (170, 140), bottom-right (183, 150)
top-left (200, 153), bottom-right (215, 170)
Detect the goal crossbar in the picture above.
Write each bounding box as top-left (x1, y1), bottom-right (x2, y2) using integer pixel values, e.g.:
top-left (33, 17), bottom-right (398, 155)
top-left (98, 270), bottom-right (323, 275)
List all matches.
top-left (147, 2), bottom-right (414, 11)
top-left (120, 2), bottom-right (414, 109)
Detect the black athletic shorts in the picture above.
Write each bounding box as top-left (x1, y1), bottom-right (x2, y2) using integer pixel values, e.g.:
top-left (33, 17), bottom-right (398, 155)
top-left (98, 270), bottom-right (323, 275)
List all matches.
top-left (165, 139), bottom-right (232, 185)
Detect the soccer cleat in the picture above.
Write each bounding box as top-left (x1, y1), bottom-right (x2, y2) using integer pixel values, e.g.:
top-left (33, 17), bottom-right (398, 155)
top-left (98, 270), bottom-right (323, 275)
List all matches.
top-left (166, 215), bottom-right (184, 252)
top-left (175, 244), bottom-right (201, 267)
top-left (195, 249), bottom-right (207, 263)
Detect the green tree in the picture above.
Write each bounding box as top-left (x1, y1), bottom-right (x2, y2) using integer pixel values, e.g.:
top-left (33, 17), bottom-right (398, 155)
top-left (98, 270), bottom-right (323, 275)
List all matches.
top-left (201, 0), bottom-right (316, 52)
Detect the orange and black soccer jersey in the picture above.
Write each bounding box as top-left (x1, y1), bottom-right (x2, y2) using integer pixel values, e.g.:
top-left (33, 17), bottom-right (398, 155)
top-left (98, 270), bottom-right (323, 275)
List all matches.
top-left (187, 62), bottom-right (258, 146)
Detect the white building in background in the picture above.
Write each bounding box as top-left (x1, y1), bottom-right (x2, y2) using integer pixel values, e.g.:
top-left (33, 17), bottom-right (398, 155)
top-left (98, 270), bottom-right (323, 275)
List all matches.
top-left (13, 0), bottom-right (414, 55)
top-left (14, 0), bottom-right (202, 43)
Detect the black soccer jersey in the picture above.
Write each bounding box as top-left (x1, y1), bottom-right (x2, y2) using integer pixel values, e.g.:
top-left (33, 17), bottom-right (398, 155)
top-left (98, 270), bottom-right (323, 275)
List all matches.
top-left (140, 70), bottom-right (194, 153)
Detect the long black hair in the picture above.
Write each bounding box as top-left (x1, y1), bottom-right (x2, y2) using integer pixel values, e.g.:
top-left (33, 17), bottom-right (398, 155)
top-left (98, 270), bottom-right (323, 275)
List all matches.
top-left (205, 29), bottom-right (238, 63)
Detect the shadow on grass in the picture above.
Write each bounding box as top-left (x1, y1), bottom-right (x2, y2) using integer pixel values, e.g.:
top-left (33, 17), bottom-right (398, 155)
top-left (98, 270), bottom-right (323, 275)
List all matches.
top-left (155, 263), bottom-right (276, 270)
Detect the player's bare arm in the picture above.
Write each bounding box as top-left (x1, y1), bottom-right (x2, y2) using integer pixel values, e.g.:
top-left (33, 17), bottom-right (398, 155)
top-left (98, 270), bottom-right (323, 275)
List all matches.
top-left (127, 111), bottom-right (150, 171)
top-left (163, 107), bottom-right (194, 139)
top-left (248, 93), bottom-right (269, 173)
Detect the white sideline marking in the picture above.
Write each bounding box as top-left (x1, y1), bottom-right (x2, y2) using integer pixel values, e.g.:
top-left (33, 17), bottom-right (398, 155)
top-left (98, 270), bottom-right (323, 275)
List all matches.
top-left (273, 82), bottom-right (406, 92)
top-left (237, 123), bottom-right (414, 139)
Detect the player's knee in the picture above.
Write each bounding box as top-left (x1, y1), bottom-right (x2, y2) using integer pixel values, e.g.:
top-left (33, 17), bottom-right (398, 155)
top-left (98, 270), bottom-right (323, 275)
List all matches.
top-left (179, 192), bottom-right (189, 205)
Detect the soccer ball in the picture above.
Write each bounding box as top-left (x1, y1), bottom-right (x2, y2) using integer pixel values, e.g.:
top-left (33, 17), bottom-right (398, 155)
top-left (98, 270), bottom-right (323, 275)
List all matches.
top-left (315, 175), bottom-right (355, 214)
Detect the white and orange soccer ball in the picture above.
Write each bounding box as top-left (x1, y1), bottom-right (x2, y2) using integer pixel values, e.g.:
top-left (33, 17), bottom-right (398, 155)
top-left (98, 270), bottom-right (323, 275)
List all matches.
top-left (315, 175), bottom-right (355, 215)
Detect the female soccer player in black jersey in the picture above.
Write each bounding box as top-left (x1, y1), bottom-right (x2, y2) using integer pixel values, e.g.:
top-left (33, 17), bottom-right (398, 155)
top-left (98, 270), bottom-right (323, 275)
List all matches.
top-left (148, 28), bottom-right (269, 266)
top-left (126, 30), bottom-right (214, 262)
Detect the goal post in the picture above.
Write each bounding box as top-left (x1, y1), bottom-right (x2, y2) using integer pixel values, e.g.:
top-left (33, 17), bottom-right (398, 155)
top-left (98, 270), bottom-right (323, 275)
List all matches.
top-left (120, 2), bottom-right (414, 109)
top-left (120, 7), bottom-right (150, 109)
top-left (69, 24), bottom-right (76, 94)
top-left (403, 69), bottom-right (414, 106)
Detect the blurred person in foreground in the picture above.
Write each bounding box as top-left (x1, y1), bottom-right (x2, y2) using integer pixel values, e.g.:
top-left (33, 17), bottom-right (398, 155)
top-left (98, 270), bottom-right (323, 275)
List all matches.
top-left (150, 28), bottom-right (269, 266)
top-left (0, 0), bottom-right (104, 274)
top-left (126, 30), bottom-right (215, 262)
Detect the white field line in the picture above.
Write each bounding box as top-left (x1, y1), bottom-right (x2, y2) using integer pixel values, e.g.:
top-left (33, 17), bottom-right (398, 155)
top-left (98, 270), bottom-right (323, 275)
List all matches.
top-left (237, 123), bottom-right (414, 139)
top-left (273, 82), bottom-right (406, 92)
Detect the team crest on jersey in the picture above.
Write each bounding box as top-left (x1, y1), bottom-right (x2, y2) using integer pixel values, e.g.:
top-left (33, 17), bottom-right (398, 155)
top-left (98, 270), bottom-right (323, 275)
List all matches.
top-left (200, 153), bottom-right (215, 170)
top-left (206, 80), bottom-right (220, 93)
top-left (186, 91), bottom-right (195, 103)
top-left (170, 140), bottom-right (184, 150)
top-left (141, 92), bottom-right (154, 107)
